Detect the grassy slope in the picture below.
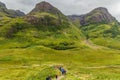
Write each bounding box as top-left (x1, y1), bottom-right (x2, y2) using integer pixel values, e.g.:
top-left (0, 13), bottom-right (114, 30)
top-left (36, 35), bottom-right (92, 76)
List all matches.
top-left (0, 12), bottom-right (84, 50)
top-left (80, 23), bottom-right (120, 50)
top-left (0, 46), bottom-right (120, 80)
top-left (0, 13), bottom-right (120, 80)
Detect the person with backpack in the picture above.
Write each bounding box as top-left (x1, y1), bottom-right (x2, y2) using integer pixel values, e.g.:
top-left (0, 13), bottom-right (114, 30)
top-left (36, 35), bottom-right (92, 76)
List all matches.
top-left (59, 67), bottom-right (66, 75)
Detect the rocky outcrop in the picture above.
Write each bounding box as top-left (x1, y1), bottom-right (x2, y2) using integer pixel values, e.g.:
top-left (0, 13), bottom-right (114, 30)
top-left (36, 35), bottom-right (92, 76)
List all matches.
top-left (68, 7), bottom-right (117, 26)
top-left (29, 1), bottom-right (63, 16)
top-left (26, 1), bottom-right (68, 26)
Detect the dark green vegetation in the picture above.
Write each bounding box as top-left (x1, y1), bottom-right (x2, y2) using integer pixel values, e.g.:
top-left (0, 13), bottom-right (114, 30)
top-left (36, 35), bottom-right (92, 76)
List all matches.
top-left (0, 1), bottom-right (120, 80)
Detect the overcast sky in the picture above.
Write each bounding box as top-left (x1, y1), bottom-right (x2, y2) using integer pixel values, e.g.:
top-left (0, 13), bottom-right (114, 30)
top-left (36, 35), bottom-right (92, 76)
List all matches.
top-left (1, 0), bottom-right (120, 21)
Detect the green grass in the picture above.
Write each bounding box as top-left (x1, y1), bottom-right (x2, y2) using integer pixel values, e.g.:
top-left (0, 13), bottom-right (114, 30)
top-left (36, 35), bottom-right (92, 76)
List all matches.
top-left (0, 7), bottom-right (120, 80)
top-left (80, 23), bottom-right (120, 50)
top-left (0, 21), bottom-right (120, 80)
top-left (0, 45), bottom-right (120, 80)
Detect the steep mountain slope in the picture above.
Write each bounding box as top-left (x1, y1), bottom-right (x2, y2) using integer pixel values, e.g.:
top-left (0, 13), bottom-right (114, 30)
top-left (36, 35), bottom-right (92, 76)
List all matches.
top-left (68, 7), bottom-right (120, 49)
top-left (0, 1), bottom-right (25, 18)
top-left (26, 1), bottom-right (68, 27)
top-left (29, 1), bottom-right (63, 15)
top-left (0, 1), bottom-right (83, 50)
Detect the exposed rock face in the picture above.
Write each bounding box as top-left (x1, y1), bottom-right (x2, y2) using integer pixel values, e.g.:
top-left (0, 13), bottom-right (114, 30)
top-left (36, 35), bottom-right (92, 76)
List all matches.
top-left (29, 1), bottom-right (63, 15)
top-left (27, 1), bottom-right (67, 26)
top-left (68, 7), bottom-right (117, 26)
top-left (0, 1), bottom-right (25, 18)
top-left (26, 14), bottom-right (60, 26)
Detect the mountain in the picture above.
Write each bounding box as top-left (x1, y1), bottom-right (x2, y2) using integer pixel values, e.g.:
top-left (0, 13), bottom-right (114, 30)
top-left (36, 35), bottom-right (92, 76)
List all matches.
top-left (0, 1), bottom-right (83, 50)
top-left (68, 7), bottom-right (117, 26)
top-left (29, 1), bottom-right (63, 15)
top-left (68, 7), bottom-right (120, 49)
top-left (1, 1), bottom-right (120, 50)
top-left (26, 1), bottom-right (67, 26)
top-left (0, 1), bottom-right (25, 18)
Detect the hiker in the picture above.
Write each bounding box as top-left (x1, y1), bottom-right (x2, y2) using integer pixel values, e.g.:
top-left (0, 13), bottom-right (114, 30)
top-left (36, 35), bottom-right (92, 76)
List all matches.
top-left (46, 76), bottom-right (52, 80)
top-left (59, 67), bottom-right (66, 75)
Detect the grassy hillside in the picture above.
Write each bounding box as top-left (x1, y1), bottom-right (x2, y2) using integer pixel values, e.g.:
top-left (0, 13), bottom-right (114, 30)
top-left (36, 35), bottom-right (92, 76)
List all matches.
top-left (0, 46), bottom-right (120, 80)
top-left (80, 22), bottom-right (120, 50)
top-left (0, 12), bottom-right (84, 50)
top-left (1, 11), bottom-right (120, 80)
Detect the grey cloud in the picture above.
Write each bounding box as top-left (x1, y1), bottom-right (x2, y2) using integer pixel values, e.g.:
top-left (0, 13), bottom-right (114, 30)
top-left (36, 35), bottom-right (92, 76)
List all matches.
top-left (0, 0), bottom-right (120, 21)
top-left (18, 0), bottom-right (35, 5)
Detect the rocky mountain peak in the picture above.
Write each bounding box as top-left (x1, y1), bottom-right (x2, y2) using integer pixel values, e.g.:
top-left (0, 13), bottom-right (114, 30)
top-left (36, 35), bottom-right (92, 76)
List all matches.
top-left (26, 1), bottom-right (67, 26)
top-left (68, 7), bottom-right (117, 26)
top-left (29, 1), bottom-right (62, 15)
top-left (84, 7), bottom-right (117, 25)
top-left (92, 7), bottom-right (108, 12)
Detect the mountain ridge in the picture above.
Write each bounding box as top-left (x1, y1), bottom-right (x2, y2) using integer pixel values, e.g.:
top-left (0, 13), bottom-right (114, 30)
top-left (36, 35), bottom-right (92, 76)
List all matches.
top-left (68, 7), bottom-right (118, 26)
top-left (26, 1), bottom-right (69, 28)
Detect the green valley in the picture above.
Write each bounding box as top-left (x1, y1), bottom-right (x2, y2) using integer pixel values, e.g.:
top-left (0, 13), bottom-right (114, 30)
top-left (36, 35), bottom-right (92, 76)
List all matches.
top-left (0, 1), bottom-right (120, 80)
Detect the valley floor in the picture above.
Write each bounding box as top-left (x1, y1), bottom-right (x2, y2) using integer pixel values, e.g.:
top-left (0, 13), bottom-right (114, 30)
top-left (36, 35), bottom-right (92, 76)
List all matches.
top-left (0, 46), bottom-right (120, 80)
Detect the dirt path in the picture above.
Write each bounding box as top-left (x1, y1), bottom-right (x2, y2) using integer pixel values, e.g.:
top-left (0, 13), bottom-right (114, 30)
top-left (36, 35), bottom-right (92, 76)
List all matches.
top-left (57, 75), bottom-right (64, 80)
top-left (80, 66), bottom-right (120, 69)
top-left (84, 40), bottom-right (108, 49)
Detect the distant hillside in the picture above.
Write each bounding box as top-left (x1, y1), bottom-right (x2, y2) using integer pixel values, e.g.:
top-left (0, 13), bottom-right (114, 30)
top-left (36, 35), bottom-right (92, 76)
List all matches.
top-left (0, 1), bottom-right (25, 18)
